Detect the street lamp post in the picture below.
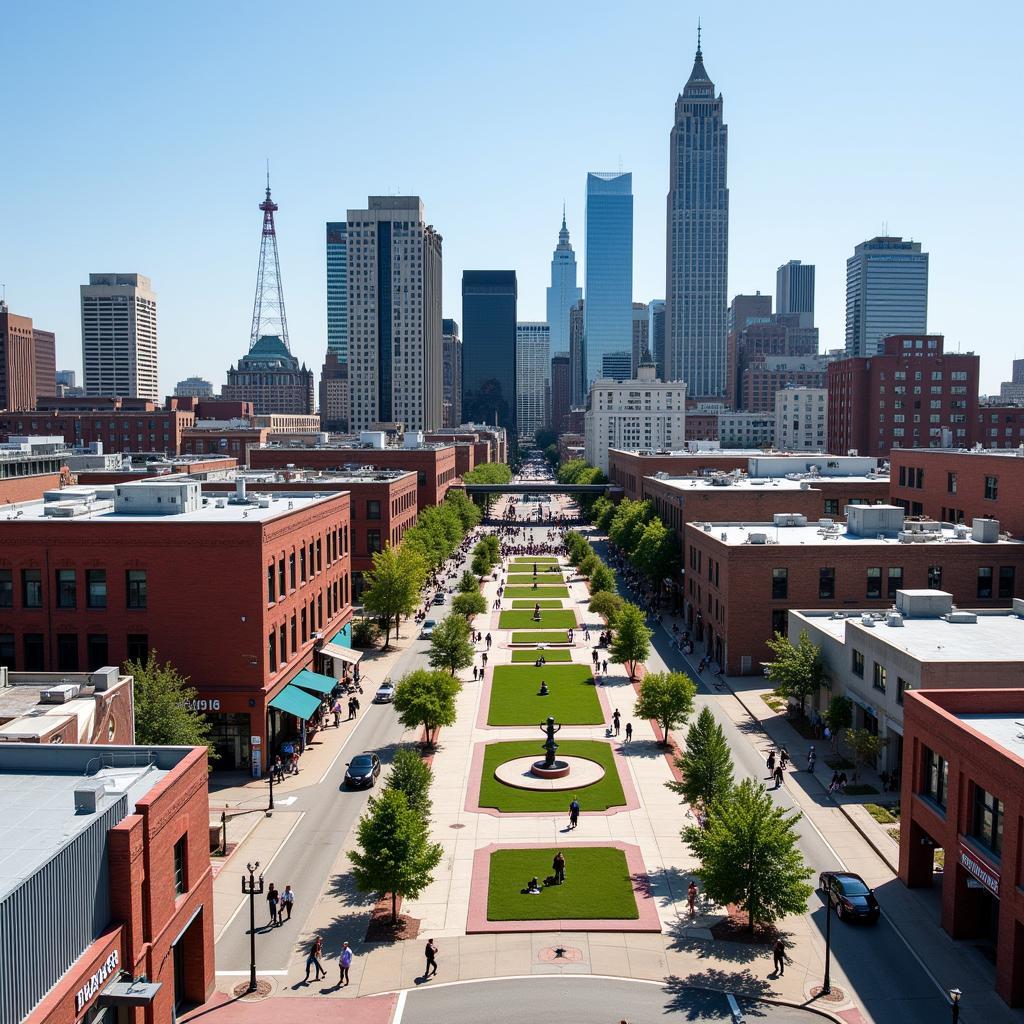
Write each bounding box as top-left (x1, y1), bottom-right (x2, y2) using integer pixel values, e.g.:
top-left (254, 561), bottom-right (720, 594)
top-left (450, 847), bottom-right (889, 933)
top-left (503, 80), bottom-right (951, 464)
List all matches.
top-left (241, 862), bottom-right (264, 992)
top-left (950, 987), bottom-right (962, 1023)
top-left (267, 767), bottom-right (275, 814)
top-left (822, 888), bottom-right (834, 995)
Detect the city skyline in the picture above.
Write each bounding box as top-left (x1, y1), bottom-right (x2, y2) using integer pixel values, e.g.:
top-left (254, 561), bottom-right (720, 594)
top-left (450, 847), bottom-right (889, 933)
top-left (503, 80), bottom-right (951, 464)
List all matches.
top-left (2, 2), bottom-right (1022, 395)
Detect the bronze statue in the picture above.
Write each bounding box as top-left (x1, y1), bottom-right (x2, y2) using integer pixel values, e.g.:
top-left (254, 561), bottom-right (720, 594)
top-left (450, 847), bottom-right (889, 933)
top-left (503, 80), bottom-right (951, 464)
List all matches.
top-left (539, 715), bottom-right (561, 767)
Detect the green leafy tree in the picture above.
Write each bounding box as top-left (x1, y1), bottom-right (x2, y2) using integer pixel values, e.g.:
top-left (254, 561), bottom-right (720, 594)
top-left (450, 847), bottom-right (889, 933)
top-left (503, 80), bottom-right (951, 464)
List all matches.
top-left (589, 563), bottom-right (617, 595)
top-left (668, 707), bottom-right (735, 812)
top-left (351, 618), bottom-right (381, 649)
top-left (483, 534), bottom-right (500, 563)
top-left (444, 488), bottom-right (482, 532)
top-left (578, 550), bottom-right (600, 579)
top-left (533, 428), bottom-right (557, 451)
top-left (684, 778), bottom-right (813, 932)
top-left (565, 532), bottom-right (588, 565)
top-left (588, 590), bottom-right (625, 626)
top-left (823, 695), bottom-right (853, 751)
top-left (393, 668), bottom-right (461, 747)
top-left (128, 653), bottom-right (215, 758)
top-left (458, 570), bottom-right (479, 593)
top-left (463, 463), bottom-right (513, 485)
top-left (634, 670), bottom-right (696, 743)
top-left (632, 517), bottom-right (677, 584)
top-left (428, 614), bottom-right (475, 676)
top-left (590, 496), bottom-right (616, 532)
top-left (349, 787), bottom-right (443, 923)
top-left (764, 630), bottom-right (825, 720)
top-left (362, 546), bottom-right (426, 646)
top-left (610, 603), bottom-right (652, 679)
top-left (452, 589), bottom-right (487, 620)
top-left (609, 499), bottom-right (655, 554)
top-left (847, 728), bottom-right (888, 781)
top-left (543, 443), bottom-right (559, 469)
top-left (385, 748), bottom-right (434, 819)
top-left (471, 548), bottom-right (493, 578)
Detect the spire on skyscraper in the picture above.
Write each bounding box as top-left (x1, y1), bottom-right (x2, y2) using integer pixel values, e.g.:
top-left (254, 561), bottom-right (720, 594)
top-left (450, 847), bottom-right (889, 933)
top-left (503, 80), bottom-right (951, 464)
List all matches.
top-left (557, 207), bottom-right (571, 250)
top-left (686, 20), bottom-right (712, 88)
top-left (249, 171), bottom-right (290, 351)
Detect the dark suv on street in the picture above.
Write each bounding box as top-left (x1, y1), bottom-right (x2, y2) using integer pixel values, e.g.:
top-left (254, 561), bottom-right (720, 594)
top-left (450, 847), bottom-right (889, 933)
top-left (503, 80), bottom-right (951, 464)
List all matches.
top-left (344, 752), bottom-right (381, 789)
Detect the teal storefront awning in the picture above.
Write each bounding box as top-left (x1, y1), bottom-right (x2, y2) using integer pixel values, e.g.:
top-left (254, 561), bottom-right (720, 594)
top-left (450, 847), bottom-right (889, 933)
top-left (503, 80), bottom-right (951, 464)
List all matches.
top-left (292, 669), bottom-right (336, 697)
top-left (269, 684), bottom-right (322, 721)
top-left (331, 624), bottom-right (352, 648)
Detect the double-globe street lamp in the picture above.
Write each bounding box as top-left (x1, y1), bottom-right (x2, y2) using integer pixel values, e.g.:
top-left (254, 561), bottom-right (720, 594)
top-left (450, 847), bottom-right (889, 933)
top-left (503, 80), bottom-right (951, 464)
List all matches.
top-left (950, 987), bottom-right (962, 1023)
top-left (241, 861), bottom-right (264, 993)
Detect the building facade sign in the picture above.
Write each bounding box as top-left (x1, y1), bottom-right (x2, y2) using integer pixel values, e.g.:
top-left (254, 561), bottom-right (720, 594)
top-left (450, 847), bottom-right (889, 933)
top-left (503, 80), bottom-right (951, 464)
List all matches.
top-left (959, 843), bottom-right (1000, 897)
top-left (74, 950), bottom-right (119, 1013)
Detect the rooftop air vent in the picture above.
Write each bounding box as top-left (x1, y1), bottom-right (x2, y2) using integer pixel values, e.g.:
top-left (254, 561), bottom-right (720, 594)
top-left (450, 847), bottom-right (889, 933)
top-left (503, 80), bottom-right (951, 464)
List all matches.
top-left (40, 683), bottom-right (81, 704)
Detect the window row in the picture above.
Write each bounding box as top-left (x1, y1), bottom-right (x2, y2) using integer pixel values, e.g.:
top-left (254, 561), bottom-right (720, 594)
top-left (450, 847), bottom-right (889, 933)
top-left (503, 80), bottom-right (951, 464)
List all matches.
top-left (267, 576), bottom-right (350, 673)
top-left (267, 527), bottom-right (348, 604)
top-left (0, 631), bottom-right (148, 671)
top-left (768, 564), bottom-right (1013, 601)
top-left (0, 568), bottom-right (146, 610)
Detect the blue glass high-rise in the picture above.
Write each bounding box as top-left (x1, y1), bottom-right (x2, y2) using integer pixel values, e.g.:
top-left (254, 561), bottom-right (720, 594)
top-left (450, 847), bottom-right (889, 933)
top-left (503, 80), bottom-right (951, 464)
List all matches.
top-left (584, 172), bottom-right (633, 391)
top-left (326, 222), bottom-right (347, 361)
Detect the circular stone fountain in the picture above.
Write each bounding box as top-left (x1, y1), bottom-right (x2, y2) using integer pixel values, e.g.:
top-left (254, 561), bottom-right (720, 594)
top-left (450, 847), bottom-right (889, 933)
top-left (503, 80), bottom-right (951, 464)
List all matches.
top-left (494, 755), bottom-right (605, 791)
top-left (531, 715), bottom-right (569, 778)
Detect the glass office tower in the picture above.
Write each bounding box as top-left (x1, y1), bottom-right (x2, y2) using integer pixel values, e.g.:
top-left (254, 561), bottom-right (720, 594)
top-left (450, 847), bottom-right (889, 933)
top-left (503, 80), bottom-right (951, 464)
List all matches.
top-left (326, 222), bottom-right (347, 361)
top-left (462, 270), bottom-right (518, 439)
top-left (584, 171), bottom-right (633, 393)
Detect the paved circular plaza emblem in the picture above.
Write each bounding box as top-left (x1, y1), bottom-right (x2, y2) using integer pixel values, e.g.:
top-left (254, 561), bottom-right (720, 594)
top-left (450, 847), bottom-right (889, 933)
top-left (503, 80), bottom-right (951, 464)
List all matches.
top-left (537, 945), bottom-right (585, 963)
top-left (493, 755), bottom-right (605, 791)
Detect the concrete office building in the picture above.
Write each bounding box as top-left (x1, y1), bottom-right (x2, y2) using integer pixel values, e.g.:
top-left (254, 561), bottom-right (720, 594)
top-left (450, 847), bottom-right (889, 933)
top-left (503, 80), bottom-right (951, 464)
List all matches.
top-left (774, 386), bottom-right (827, 451)
top-left (545, 212), bottom-right (582, 357)
top-left (998, 358), bottom-right (1024, 405)
top-left (584, 171), bottom-right (633, 390)
top-left (648, 300), bottom-right (666, 381)
top-left (326, 221), bottom-right (348, 362)
top-left (442, 318), bottom-right (462, 428)
top-left (601, 351), bottom-right (632, 382)
top-left (727, 293), bottom-right (771, 336)
top-left (717, 410), bottom-right (775, 449)
top-left (516, 322), bottom-right (550, 441)
top-left (319, 352), bottom-right (349, 431)
top-left (346, 197), bottom-right (443, 431)
top-left (845, 237), bottom-right (929, 357)
top-left (0, 301), bottom-right (37, 411)
top-left (776, 260), bottom-right (815, 328)
top-left (550, 352), bottom-right (571, 434)
top-left (222, 335), bottom-right (315, 416)
top-left (81, 274), bottom-right (158, 401)
top-left (631, 302), bottom-right (650, 375)
top-left (666, 34), bottom-right (729, 398)
top-left (174, 376), bottom-right (215, 398)
top-left (462, 271), bottom-right (517, 439)
top-left (569, 298), bottom-right (586, 406)
top-left (33, 329), bottom-right (56, 401)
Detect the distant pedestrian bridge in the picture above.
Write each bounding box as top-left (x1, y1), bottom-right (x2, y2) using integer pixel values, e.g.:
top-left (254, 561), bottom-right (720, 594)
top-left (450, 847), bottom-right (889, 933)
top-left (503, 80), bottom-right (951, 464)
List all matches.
top-left (453, 482), bottom-right (623, 496)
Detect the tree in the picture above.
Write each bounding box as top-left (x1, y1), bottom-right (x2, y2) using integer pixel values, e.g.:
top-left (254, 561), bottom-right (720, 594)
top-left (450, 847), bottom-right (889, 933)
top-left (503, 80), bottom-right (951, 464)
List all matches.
top-left (589, 563), bottom-right (617, 595)
top-left (684, 778), bottom-right (813, 933)
top-left (565, 532), bottom-right (588, 565)
top-left (668, 707), bottom-right (735, 812)
top-left (847, 728), bottom-right (888, 781)
top-left (634, 670), bottom-right (696, 743)
top-left (543, 443), bottom-right (559, 469)
top-left (452, 589), bottom-right (487, 620)
top-left (349, 787), bottom-right (443, 923)
top-left (578, 551), bottom-right (600, 579)
top-left (609, 499), bottom-right (655, 555)
top-left (610, 603), bottom-right (652, 680)
top-left (444, 488), bottom-right (482, 532)
top-left (362, 546), bottom-right (426, 646)
top-left (589, 590), bottom-right (625, 626)
top-left (483, 534), bottom-right (500, 564)
top-left (632, 518), bottom-right (677, 584)
top-left (823, 696), bottom-right (853, 751)
top-left (393, 669), bottom-right (461, 747)
top-left (428, 614), bottom-right (475, 676)
top-left (471, 548), bottom-right (492, 578)
top-left (351, 618), bottom-right (381, 649)
top-left (764, 630), bottom-right (825, 720)
top-left (458, 570), bottom-right (479, 593)
top-left (128, 653), bottom-right (215, 758)
top-left (385, 748), bottom-right (434, 819)
top-left (590, 496), bottom-right (616, 532)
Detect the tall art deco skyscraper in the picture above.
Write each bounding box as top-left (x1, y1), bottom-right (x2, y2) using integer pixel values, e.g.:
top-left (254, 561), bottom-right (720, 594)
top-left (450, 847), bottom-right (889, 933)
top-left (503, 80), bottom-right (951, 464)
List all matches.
top-left (545, 210), bottom-right (582, 357)
top-left (666, 29), bottom-right (728, 399)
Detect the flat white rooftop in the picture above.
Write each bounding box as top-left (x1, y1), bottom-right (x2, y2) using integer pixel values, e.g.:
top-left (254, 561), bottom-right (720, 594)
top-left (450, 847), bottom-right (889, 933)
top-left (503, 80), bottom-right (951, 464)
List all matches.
top-left (958, 714), bottom-right (1024, 762)
top-left (650, 475), bottom-right (886, 493)
top-left (695, 520), bottom-right (1022, 548)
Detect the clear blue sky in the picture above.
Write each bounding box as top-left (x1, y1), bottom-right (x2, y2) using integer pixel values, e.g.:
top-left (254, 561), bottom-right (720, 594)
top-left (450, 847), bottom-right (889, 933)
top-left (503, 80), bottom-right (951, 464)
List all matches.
top-left (3, 0), bottom-right (1021, 395)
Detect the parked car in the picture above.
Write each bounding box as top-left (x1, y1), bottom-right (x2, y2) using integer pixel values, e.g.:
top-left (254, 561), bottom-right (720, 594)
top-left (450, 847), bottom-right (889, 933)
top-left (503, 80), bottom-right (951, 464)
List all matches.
top-left (373, 680), bottom-right (396, 704)
top-left (818, 871), bottom-right (880, 923)
top-left (421, 619), bottom-right (437, 638)
top-left (344, 752), bottom-right (381, 788)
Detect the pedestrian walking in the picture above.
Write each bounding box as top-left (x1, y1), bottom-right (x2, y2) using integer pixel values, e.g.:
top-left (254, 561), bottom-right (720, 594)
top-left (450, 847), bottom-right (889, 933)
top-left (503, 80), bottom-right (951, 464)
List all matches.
top-left (424, 938), bottom-right (439, 977)
top-left (304, 936), bottom-right (326, 982)
top-left (473, 665), bottom-right (479, 681)
top-left (266, 883), bottom-right (280, 926)
top-left (553, 850), bottom-right (566, 885)
top-left (766, 750), bottom-right (776, 775)
top-left (339, 941), bottom-right (353, 986)
top-left (807, 745), bottom-right (816, 773)
top-left (281, 884), bottom-right (294, 920)
top-left (585, 629), bottom-right (591, 641)
top-left (687, 880), bottom-right (698, 917)
top-left (612, 709), bottom-right (621, 736)
top-left (486, 633), bottom-right (492, 649)
top-left (568, 797), bottom-right (580, 829)
top-left (773, 765), bottom-right (784, 789)
top-left (592, 649), bottom-right (599, 666)
top-left (773, 937), bottom-right (787, 975)
top-left (779, 746), bottom-right (790, 770)
top-left (353, 697), bottom-right (360, 716)
top-left (332, 701), bottom-right (342, 728)
top-left (624, 722), bottom-right (633, 742)
top-left (602, 659), bottom-right (608, 674)
top-left (347, 697), bottom-right (356, 720)
top-left (273, 755), bottom-right (285, 782)
top-left (481, 651), bottom-right (488, 667)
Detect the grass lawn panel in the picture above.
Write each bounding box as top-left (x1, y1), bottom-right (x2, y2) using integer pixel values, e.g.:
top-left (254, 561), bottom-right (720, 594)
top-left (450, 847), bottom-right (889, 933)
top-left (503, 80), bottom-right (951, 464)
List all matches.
top-left (506, 576), bottom-right (565, 586)
top-left (510, 631), bottom-right (576, 645)
top-left (487, 847), bottom-right (638, 921)
top-left (480, 739), bottom-right (625, 812)
top-left (504, 586), bottom-right (569, 599)
top-left (499, 610), bottom-right (577, 629)
top-left (509, 600), bottom-right (563, 609)
top-left (511, 557), bottom-right (558, 564)
top-left (510, 649), bottom-right (572, 662)
top-left (487, 664), bottom-right (601, 725)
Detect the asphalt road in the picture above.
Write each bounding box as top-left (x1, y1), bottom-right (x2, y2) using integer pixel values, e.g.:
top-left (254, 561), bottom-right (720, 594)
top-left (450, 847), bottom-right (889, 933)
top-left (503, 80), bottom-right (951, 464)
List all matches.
top-left (399, 976), bottom-right (819, 1024)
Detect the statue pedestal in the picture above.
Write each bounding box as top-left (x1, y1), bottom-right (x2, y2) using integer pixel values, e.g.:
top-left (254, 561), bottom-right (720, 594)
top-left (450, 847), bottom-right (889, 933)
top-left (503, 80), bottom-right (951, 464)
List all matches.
top-left (530, 760), bottom-right (570, 779)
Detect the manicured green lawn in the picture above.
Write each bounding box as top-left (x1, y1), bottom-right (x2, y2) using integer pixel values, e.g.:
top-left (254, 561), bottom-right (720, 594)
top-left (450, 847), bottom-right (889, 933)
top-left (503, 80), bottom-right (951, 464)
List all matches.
top-left (510, 649), bottom-right (573, 662)
top-left (505, 586), bottom-right (569, 599)
top-left (506, 573), bottom-right (564, 584)
top-left (479, 739), bottom-right (625, 812)
top-left (510, 631), bottom-right (576, 645)
top-left (487, 847), bottom-right (638, 921)
top-left (487, 664), bottom-right (601, 725)
top-left (509, 600), bottom-right (563, 609)
top-left (499, 610), bottom-right (577, 630)
top-left (511, 557), bottom-right (558, 564)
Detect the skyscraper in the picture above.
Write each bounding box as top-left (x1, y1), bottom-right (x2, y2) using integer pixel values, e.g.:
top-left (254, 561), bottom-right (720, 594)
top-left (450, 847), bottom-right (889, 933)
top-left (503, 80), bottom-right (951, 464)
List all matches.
top-left (666, 30), bottom-right (728, 398)
top-left (326, 222), bottom-right (348, 361)
top-left (584, 171), bottom-right (633, 390)
top-left (569, 299), bottom-right (585, 407)
top-left (550, 352), bottom-right (571, 434)
top-left (844, 236), bottom-right (929, 357)
top-left (648, 300), bottom-right (666, 381)
top-left (545, 211), bottom-right (582, 357)
top-left (516, 322), bottom-right (550, 440)
top-left (631, 302), bottom-right (650, 374)
top-left (0, 302), bottom-right (36, 411)
top-left (442, 318), bottom-right (462, 427)
top-left (32, 329), bottom-right (56, 401)
top-left (776, 260), bottom-right (815, 328)
top-left (346, 196), bottom-right (443, 431)
top-left (462, 271), bottom-right (517, 438)
top-left (601, 351), bottom-right (632, 382)
top-left (81, 274), bottom-right (158, 400)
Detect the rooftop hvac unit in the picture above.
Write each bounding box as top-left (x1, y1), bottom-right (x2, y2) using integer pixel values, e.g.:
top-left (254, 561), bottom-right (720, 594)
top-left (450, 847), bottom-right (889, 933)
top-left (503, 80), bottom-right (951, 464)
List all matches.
top-left (885, 611), bottom-right (904, 627)
top-left (40, 683), bottom-right (81, 704)
top-left (258, 497), bottom-right (271, 509)
top-left (818, 518), bottom-right (834, 528)
top-left (748, 532), bottom-right (768, 544)
top-left (947, 611), bottom-right (978, 623)
top-left (215, 498), bottom-right (227, 509)
top-left (860, 614), bottom-right (875, 627)
top-left (74, 779), bottom-right (110, 815)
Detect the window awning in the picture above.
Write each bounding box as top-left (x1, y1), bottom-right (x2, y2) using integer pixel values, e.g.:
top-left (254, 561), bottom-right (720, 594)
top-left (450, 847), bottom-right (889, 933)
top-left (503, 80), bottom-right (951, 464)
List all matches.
top-left (269, 684), bottom-right (322, 720)
top-left (321, 642), bottom-right (362, 664)
top-left (292, 669), bottom-right (336, 696)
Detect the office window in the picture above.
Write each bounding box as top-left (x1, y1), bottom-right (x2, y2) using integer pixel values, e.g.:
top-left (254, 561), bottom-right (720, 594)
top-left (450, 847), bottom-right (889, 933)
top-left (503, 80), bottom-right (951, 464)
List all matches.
top-left (300, 548), bottom-right (306, 582)
top-left (771, 568), bottom-right (788, 600)
top-left (126, 570), bottom-right (147, 609)
top-left (977, 566), bottom-right (993, 599)
top-left (87, 634), bottom-right (109, 670)
top-left (368, 530), bottom-right (382, 554)
top-left (56, 569), bottom-right (77, 609)
top-left (290, 614), bottom-right (297, 653)
top-left (289, 553), bottom-right (297, 590)
top-left (852, 649), bottom-right (864, 677)
top-left (0, 569), bottom-right (11, 608)
top-left (947, 472), bottom-right (957, 494)
top-left (86, 569), bottom-right (107, 609)
top-left (22, 569), bottom-right (43, 608)
top-left (896, 676), bottom-right (908, 705)
top-left (269, 631), bottom-right (277, 672)
top-left (928, 565), bottom-right (942, 589)
top-left (819, 567), bottom-right (835, 600)
top-left (823, 499), bottom-right (839, 516)
top-left (922, 747), bottom-right (948, 808)
top-left (872, 662), bottom-right (887, 693)
top-left (126, 634), bottom-right (149, 664)
top-left (998, 565), bottom-right (1015, 599)
top-left (173, 836), bottom-right (187, 895)
top-left (278, 557), bottom-right (285, 595)
top-left (267, 565), bottom-right (276, 603)
top-left (24, 633), bottom-right (45, 671)
top-left (57, 634), bottom-right (79, 672)
top-left (984, 475), bottom-right (998, 500)
top-left (367, 500), bottom-right (381, 520)
top-left (866, 567), bottom-right (882, 599)
top-left (0, 633), bottom-right (14, 670)
top-left (771, 609), bottom-right (787, 636)
top-left (887, 566), bottom-right (903, 599)
top-left (279, 624), bottom-right (286, 665)
top-left (971, 786), bottom-right (1004, 856)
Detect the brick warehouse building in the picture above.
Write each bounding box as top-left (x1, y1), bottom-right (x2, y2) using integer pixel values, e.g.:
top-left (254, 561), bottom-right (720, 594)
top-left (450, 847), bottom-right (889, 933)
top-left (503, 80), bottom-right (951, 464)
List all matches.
top-left (890, 446), bottom-right (1024, 537)
top-left (827, 334), bottom-right (979, 457)
top-left (4, 743), bottom-right (214, 1023)
top-left (899, 688), bottom-right (1024, 1006)
top-left (0, 477), bottom-right (352, 772)
top-left (681, 505), bottom-right (1024, 675)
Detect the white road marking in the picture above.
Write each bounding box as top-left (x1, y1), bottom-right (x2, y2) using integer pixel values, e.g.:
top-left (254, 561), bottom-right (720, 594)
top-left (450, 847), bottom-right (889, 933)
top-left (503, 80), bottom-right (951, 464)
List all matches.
top-left (392, 987), bottom-right (408, 1023)
top-left (726, 992), bottom-right (746, 1022)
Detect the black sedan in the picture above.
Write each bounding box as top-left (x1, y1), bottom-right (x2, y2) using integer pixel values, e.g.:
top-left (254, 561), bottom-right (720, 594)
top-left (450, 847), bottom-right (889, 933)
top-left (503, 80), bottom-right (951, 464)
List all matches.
top-left (818, 870), bottom-right (880, 923)
top-left (344, 752), bottom-right (381, 789)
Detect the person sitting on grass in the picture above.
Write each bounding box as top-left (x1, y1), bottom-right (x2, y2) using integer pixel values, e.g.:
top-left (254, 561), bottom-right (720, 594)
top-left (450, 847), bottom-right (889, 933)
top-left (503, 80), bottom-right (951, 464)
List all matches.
top-left (538, 680), bottom-right (549, 696)
top-left (524, 877), bottom-right (541, 895)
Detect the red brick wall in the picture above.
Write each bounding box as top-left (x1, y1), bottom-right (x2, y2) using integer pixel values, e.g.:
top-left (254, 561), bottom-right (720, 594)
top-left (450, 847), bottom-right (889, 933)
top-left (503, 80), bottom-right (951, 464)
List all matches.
top-left (974, 406), bottom-right (1024, 449)
top-left (0, 472), bottom-right (62, 504)
top-left (607, 450), bottom-right (750, 501)
top-left (0, 309), bottom-right (38, 411)
top-left (0, 410), bottom-right (194, 454)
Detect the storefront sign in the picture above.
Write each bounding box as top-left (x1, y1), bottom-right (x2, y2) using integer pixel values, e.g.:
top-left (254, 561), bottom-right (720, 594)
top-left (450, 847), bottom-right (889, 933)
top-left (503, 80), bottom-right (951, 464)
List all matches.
top-left (251, 748), bottom-right (262, 779)
top-left (75, 950), bottom-right (119, 1012)
top-left (184, 699), bottom-right (220, 712)
top-left (959, 844), bottom-right (1000, 896)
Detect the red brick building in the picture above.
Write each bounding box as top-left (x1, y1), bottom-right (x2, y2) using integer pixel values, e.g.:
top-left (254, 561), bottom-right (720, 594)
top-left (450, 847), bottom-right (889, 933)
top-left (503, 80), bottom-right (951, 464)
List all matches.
top-left (0, 477), bottom-right (352, 772)
top-left (76, 454), bottom-right (238, 487)
top-left (682, 505), bottom-right (1024, 674)
top-left (974, 404), bottom-right (1024, 449)
top-left (0, 303), bottom-right (39, 411)
top-left (827, 334), bottom-right (979, 457)
top-left (683, 412), bottom-right (719, 442)
top-left (250, 439), bottom-right (457, 510)
top-left (6, 743), bottom-right (214, 1024)
top-left (899, 688), bottom-right (1024, 1005)
top-left (608, 449), bottom-right (751, 501)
